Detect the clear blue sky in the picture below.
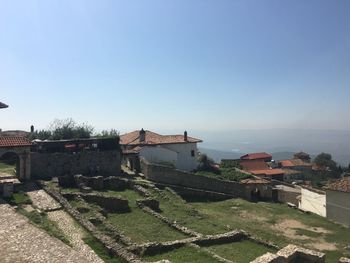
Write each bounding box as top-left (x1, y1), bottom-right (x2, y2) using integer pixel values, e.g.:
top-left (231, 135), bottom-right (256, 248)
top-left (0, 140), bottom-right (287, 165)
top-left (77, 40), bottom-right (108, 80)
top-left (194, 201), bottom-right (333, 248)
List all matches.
top-left (1, 0), bottom-right (350, 134)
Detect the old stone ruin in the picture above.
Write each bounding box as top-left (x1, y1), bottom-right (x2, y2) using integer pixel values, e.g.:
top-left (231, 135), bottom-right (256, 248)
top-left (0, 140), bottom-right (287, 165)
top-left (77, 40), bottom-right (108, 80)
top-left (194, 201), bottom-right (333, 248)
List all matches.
top-left (39, 173), bottom-right (330, 263)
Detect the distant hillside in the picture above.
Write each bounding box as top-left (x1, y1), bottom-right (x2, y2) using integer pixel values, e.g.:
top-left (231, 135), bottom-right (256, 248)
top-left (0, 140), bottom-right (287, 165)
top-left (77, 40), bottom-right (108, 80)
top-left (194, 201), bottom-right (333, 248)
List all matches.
top-left (198, 147), bottom-right (242, 163)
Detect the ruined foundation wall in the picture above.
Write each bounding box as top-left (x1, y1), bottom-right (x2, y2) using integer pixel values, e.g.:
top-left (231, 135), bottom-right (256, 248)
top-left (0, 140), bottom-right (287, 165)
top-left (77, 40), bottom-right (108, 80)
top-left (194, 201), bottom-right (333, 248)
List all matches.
top-left (142, 162), bottom-right (245, 197)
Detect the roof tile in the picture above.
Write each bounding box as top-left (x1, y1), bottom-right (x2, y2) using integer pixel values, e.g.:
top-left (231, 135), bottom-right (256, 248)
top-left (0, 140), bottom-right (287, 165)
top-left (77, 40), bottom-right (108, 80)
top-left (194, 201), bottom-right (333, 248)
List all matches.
top-left (120, 130), bottom-right (202, 145)
top-left (0, 136), bottom-right (32, 148)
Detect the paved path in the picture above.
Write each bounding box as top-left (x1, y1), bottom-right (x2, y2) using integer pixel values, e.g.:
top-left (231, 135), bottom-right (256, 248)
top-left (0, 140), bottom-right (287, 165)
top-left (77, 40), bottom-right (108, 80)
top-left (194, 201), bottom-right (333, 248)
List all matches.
top-left (47, 210), bottom-right (104, 263)
top-left (25, 184), bottom-right (103, 263)
top-left (0, 200), bottom-right (92, 263)
top-left (26, 183), bottom-right (62, 211)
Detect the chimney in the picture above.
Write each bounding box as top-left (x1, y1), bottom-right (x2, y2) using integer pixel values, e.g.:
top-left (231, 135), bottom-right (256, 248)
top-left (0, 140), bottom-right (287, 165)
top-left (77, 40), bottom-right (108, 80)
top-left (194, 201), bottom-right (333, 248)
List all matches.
top-left (139, 128), bottom-right (146, 142)
top-left (184, 131), bottom-right (188, 141)
top-left (30, 125), bottom-right (34, 133)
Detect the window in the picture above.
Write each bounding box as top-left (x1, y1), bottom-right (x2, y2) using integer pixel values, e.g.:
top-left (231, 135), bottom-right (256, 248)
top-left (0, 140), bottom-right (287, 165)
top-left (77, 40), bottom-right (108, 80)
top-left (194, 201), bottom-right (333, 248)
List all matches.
top-left (191, 150), bottom-right (195, 157)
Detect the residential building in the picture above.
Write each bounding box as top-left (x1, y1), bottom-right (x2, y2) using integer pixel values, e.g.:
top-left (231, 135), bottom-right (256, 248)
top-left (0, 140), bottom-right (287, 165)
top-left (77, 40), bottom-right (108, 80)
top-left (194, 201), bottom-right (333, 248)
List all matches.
top-left (121, 129), bottom-right (202, 172)
top-left (240, 152), bottom-right (272, 162)
top-left (239, 153), bottom-right (284, 181)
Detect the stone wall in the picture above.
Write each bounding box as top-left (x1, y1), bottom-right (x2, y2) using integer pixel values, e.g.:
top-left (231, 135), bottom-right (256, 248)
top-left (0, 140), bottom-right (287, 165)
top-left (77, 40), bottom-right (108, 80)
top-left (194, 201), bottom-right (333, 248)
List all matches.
top-left (31, 150), bottom-right (121, 179)
top-left (64, 192), bottom-right (129, 212)
top-left (142, 162), bottom-right (244, 196)
top-left (38, 182), bottom-right (142, 263)
top-left (142, 161), bottom-right (273, 201)
top-left (251, 244), bottom-right (325, 263)
top-left (277, 189), bottom-right (300, 206)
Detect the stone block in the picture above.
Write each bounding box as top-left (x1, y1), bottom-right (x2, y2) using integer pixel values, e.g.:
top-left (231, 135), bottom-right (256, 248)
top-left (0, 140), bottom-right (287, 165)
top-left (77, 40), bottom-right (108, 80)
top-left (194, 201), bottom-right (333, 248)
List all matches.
top-left (136, 198), bottom-right (160, 211)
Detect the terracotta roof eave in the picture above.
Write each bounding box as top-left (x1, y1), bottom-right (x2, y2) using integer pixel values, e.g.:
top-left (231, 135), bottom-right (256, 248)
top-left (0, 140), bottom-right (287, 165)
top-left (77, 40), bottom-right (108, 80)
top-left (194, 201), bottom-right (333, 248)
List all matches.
top-left (121, 140), bottom-right (202, 146)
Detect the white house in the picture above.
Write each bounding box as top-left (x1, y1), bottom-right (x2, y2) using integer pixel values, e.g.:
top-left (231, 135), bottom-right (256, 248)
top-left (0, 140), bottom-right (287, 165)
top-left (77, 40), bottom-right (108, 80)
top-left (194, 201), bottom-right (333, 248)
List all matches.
top-left (299, 186), bottom-right (326, 217)
top-left (120, 129), bottom-right (202, 172)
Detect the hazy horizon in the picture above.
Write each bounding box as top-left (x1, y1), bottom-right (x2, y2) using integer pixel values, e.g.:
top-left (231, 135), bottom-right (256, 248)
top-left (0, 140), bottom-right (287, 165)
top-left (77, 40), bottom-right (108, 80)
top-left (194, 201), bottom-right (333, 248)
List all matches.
top-left (1, 0), bottom-right (350, 132)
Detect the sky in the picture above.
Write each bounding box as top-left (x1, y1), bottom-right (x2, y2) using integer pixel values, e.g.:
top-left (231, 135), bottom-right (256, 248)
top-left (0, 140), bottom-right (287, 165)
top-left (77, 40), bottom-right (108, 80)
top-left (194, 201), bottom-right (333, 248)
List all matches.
top-left (1, 0), bottom-right (350, 135)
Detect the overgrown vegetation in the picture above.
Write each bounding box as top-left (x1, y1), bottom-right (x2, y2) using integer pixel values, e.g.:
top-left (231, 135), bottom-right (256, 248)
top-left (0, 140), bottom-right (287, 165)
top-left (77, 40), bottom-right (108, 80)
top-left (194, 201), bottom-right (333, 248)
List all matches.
top-left (196, 167), bottom-right (252, 182)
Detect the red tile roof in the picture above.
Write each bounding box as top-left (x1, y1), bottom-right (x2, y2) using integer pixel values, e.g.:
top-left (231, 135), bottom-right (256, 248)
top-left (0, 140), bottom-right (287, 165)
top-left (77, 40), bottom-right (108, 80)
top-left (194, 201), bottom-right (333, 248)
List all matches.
top-left (0, 136), bottom-right (32, 148)
top-left (250, 169), bottom-right (285, 176)
top-left (240, 152), bottom-right (272, 161)
top-left (240, 160), bottom-right (269, 171)
top-left (120, 130), bottom-right (202, 146)
top-left (280, 160), bottom-right (295, 168)
top-left (326, 177), bottom-right (350, 193)
top-left (290, 159), bottom-right (312, 167)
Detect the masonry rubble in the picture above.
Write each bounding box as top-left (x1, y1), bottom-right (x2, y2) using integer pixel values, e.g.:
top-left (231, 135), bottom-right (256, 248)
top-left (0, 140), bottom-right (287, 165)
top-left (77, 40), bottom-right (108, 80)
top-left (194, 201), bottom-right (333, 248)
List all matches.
top-left (251, 244), bottom-right (325, 263)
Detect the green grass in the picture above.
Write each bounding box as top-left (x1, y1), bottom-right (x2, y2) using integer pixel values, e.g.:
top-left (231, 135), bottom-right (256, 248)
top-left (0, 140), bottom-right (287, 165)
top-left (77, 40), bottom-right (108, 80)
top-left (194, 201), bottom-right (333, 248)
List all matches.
top-left (105, 189), bottom-right (186, 243)
top-left (294, 228), bottom-right (320, 238)
top-left (196, 167), bottom-right (252, 182)
top-left (147, 188), bottom-right (350, 262)
top-left (6, 192), bottom-right (32, 206)
top-left (206, 240), bottom-right (277, 263)
top-left (83, 233), bottom-right (123, 263)
top-left (143, 245), bottom-right (221, 263)
top-left (68, 188), bottom-right (187, 244)
top-left (0, 162), bottom-right (16, 175)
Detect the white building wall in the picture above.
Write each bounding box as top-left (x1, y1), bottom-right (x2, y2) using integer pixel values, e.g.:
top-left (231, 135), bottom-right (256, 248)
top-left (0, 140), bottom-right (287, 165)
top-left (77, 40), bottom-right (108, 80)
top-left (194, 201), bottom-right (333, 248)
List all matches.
top-left (299, 188), bottom-right (326, 217)
top-left (162, 143), bottom-right (199, 172)
top-left (139, 146), bottom-right (177, 167)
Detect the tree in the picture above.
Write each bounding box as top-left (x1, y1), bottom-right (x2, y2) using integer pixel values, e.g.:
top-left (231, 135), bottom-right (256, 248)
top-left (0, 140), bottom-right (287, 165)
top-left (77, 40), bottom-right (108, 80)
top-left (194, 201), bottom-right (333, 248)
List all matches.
top-left (294, 152), bottom-right (311, 162)
top-left (197, 154), bottom-right (215, 171)
top-left (30, 118), bottom-right (94, 140)
top-left (97, 129), bottom-right (120, 138)
top-left (314, 153), bottom-right (337, 170)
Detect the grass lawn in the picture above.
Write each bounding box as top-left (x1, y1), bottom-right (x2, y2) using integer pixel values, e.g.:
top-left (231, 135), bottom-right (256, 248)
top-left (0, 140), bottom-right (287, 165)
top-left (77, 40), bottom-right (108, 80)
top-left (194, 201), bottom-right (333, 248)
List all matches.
top-left (205, 239), bottom-right (277, 263)
top-left (105, 189), bottom-right (186, 243)
top-left (0, 162), bottom-right (15, 175)
top-left (190, 199), bottom-right (350, 262)
top-left (148, 187), bottom-right (350, 262)
top-left (83, 233), bottom-right (123, 263)
top-left (143, 245), bottom-right (221, 263)
top-left (67, 187), bottom-right (187, 244)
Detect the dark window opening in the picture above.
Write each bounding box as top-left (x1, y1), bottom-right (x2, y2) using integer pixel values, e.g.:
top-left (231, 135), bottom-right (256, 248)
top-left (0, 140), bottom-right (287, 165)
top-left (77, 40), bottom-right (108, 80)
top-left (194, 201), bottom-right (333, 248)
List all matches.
top-left (191, 150), bottom-right (195, 157)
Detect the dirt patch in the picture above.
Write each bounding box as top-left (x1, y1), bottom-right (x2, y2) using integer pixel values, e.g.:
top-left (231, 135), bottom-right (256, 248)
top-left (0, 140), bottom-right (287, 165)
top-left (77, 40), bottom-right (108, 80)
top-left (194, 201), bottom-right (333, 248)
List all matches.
top-left (238, 210), bottom-right (266, 222)
top-left (272, 219), bottom-right (337, 251)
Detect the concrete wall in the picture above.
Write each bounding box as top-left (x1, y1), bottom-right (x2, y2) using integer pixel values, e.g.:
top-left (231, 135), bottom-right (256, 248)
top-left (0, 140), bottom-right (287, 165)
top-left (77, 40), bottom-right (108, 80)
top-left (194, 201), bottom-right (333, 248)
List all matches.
top-left (162, 143), bottom-right (199, 171)
top-left (326, 190), bottom-right (350, 227)
top-left (299, 188), bottom-right (326, 217)
top-left (31, 150), bottom-right (121, 179)
top-left (142, 161), bottom-right (272, 201)
top-left (139, 146), bottom-right (177, 166)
